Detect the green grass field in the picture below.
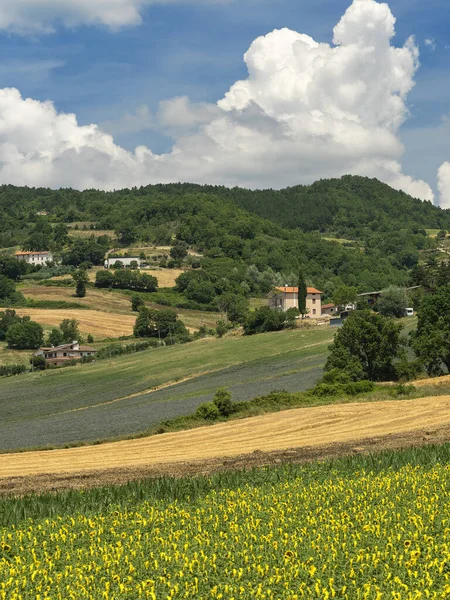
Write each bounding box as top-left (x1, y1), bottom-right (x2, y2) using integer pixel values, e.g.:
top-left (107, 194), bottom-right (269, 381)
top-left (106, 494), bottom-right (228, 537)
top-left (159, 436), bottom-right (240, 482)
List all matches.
top-left (2, 444), bottom-right (450, 598)
top-left (0, 327), bottom-right (334, 451)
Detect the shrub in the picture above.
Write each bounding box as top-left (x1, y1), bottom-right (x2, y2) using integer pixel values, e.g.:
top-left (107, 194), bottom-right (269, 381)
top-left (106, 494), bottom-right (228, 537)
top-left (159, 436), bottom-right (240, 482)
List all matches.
top-left (213, 388), bottom-right (234, 416)
top-left (0, 364), bottom-right (27, 377)
top-left (389, 383), bottom-right (416, 398)
top-left (195, 402), bottom-right (220, 421)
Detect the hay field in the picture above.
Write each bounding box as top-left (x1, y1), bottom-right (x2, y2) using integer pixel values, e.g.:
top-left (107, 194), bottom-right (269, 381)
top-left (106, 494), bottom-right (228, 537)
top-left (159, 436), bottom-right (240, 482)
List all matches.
top-left (19, 283), bottom-right (219, 330)
top-left (13, 308), bottom-right (135, 338)
top-left (1, 394), bottom-right (450, 478)
top-left (20, 284), bottom-right (132, 314)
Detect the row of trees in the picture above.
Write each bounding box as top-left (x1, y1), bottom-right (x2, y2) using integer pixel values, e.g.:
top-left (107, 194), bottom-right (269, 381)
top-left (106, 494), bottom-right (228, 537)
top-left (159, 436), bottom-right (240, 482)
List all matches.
top-left (96, 269), bottom-right (158, 293)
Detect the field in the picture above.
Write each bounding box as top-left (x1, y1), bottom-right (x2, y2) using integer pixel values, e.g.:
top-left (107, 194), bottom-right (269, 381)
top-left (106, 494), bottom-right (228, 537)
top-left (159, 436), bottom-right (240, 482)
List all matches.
top-left (12, 308), bottom-right (136, 339)
top-left (17, 283), bottom-right (219, 330)
top-left (0, 328), bottom-right (333, 451)
top-left (2, 444), bottom-right (450, 598)
top-left (0, 342), bottom-right (30, 367)
top-left (2, 391), bottom-right (450, 479)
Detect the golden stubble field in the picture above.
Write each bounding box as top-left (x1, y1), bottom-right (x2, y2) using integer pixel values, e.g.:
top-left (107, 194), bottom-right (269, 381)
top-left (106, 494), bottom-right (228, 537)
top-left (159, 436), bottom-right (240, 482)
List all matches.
top-left (2, 394), bottom-right (450, 480)
top-left (13, 308), bottom-right (136, 338)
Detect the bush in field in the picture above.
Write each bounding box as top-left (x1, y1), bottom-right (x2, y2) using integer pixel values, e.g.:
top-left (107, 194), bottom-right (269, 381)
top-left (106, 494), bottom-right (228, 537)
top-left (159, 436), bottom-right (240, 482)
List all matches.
top-left (213, 388), bottom-right (234, 416)
top-left (131, 295), bottom-right (145, 312)
top-left (195, 402), bottom-right (220, 421)
top-left (0, 364), bottom-right (27, 377)
top-left (30, 355), bottom-right (47, 371)
top-left (244, 307), bottom-right (286, 335)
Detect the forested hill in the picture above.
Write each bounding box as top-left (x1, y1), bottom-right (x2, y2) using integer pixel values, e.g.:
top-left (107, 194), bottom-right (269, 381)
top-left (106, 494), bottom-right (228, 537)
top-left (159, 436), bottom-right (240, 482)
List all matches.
top-left (191, 175), bottom-right (450, 239)
top-left (0, 177), bottom-right (445, 294)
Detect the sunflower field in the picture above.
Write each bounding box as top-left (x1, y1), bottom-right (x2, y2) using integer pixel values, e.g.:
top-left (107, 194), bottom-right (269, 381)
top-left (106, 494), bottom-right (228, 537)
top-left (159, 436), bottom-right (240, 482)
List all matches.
top-left (2, 447), bottom-right (450, 599)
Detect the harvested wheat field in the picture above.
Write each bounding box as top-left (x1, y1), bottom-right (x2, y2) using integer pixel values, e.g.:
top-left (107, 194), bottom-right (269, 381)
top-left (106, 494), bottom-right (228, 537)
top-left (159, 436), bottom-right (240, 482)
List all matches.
top-left (13, 308), bottom-right (135, 338)
top-left (2, 395), bottom-right (450, 484)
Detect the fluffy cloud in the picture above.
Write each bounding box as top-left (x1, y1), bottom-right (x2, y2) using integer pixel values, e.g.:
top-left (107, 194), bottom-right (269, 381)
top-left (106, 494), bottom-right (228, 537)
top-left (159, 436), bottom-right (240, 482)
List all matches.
top-left (438, 163), bottom-right (450, 208)
top-left (0, 0), bottom-right (435, 199)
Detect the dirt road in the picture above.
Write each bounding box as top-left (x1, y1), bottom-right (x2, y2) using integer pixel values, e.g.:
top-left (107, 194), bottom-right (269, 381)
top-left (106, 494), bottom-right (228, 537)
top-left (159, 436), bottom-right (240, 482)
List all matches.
top-left (2, 395), bottom-right (450, 495)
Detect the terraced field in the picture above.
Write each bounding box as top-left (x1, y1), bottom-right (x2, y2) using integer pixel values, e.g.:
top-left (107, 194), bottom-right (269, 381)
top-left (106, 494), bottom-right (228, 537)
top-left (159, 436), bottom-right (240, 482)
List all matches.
top-left (0, 328), bottom-right (333, 451)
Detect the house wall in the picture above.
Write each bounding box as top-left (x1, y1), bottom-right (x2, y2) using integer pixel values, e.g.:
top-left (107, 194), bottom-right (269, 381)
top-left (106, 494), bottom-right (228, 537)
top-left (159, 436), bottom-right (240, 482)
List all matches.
top-left (17, 253), bottom-right (53, 265)
top-left (105, 257), bottom-right (141, 268)
top-left (269, 291), bottom-right (322, 317)
top-left (322, 306), bottom-right (339, 316)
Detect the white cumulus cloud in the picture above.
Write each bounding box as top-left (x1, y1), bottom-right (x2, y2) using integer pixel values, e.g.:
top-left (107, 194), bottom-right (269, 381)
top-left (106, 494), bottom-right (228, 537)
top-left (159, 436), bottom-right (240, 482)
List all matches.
top-left (0, 0), bottom-right (435, 199)
top-left (438, 162), bottom-right (450, 209)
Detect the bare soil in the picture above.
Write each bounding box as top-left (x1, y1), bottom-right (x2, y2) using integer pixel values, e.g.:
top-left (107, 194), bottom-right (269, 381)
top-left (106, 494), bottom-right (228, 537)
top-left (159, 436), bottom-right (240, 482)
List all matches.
top-left (2, 395), bottom-right (450, 495)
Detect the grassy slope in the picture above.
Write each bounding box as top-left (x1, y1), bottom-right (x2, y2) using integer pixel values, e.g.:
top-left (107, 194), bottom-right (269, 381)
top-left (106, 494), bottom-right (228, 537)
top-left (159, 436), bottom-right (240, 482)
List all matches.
top-left (0, 327), bottom-right (333, 451)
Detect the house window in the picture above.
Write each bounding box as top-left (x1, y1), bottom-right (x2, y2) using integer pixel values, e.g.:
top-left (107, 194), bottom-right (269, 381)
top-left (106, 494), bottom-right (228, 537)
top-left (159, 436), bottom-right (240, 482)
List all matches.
top-left (312, 299), bottom-right (316, 304)
top-left (313, 309), bottom-right (316, 315)
top-left (63, 353), bottom-right (67, 357)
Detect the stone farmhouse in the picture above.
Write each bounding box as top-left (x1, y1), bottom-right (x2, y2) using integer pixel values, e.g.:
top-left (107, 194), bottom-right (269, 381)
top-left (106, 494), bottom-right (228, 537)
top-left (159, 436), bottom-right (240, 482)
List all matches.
top-left (33, 341), bottom-right (97, 367)
top-left (268, 286), bottom-right (323, 318)
top-left (15, 251), bottom-right (53, 265)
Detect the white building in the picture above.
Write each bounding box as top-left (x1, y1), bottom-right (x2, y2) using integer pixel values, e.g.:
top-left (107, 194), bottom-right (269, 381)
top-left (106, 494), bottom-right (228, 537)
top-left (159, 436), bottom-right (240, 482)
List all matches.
top-left (15, 251), bottom-right (53, 265)
top-left (104, 256), bottom-right (141, 269)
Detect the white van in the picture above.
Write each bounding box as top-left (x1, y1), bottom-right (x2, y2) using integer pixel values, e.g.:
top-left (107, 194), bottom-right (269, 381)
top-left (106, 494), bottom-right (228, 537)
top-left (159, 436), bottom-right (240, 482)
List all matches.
top-left (405, 308), bottom-right (414, 317)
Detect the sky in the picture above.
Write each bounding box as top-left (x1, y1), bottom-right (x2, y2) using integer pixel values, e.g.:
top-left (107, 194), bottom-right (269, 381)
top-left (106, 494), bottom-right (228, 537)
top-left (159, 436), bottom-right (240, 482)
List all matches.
top-left (0, 0), bottom-right (449, 206)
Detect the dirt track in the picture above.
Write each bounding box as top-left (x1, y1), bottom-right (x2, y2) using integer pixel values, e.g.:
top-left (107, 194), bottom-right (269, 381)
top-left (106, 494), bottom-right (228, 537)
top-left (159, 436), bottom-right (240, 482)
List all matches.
top-left (2, 395), bottom-right (450, 495)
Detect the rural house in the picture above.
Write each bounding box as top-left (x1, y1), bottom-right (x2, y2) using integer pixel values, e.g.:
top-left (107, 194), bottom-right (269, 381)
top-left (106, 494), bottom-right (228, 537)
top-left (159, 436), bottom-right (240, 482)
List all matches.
top-left (15, 251), bottom-right (53, 265)
top-left (268, 286), bottom-right (324, 317)
top-left (321, 303), bottom-right (340, 316)
top-left (104, 256), bottom-right (141, 269)
top-left (33, 341), bottom-right (97, 367)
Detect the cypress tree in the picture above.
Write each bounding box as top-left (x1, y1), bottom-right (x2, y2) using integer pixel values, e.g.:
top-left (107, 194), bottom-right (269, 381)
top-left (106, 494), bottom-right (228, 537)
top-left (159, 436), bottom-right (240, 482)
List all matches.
top-left (298, 271), bottom-right (307, 317)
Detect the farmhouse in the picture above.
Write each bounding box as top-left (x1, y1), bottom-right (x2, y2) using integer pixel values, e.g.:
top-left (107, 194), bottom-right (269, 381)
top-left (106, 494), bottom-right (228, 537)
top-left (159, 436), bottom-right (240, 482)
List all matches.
top-left (15, 251), bottom-right (53, 265)
top-left (33, 341), bottom-right (97, 367)
top-left (321, 303), bottom-right (340, 316)
top-left (268, 286), bottom-right (323, 318)
top-left (104, 256), bottom-right (141, 269)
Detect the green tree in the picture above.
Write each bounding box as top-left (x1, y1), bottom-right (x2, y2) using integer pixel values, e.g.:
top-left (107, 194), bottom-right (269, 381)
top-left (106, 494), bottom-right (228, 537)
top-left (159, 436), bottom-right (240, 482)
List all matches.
top-left (170, 240), bottom-right (189, 261)
top-left (298, 272), bottom-right (307, 318)
top-left (131, 295), bottom-right (145, 312)
top-left (6, 320), bottom-right (44, 350)
top-left (0, 309), bottom-right (21, 340)
top-left (60, 319), bottom-right (82, 343)
top-left (47, 328), bottom-right (64, 347)
top-left (376, 286), bottom-right (409, 318)
top-left (213, 388), bottom-right (234, 416)
top-left (73, 268), bottom-right (89, 298)
top-left (87, 334), bottom-right (94, 344)
top-left (115, 221), bottom-right (138, 246)
top-left (0, 275), bottom-right (15, 300)
top-left (325, 311), bottom-right (403, 381)
top-left (411, 285), bottom-right (450, 376)
top-left (244, 307), bottom-right (286, 335)
top-left (332, 284), bottom-right (358, 308)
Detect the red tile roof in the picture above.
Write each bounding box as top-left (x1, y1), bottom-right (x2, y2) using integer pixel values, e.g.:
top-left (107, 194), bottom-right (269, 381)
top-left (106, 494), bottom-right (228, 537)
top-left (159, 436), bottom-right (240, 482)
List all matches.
top-left (322, 303), bottom-right (337, 309)
top-left (15, 251), bottom-right (51, 256)
top-left (275, 286), bottom-right (324, 295)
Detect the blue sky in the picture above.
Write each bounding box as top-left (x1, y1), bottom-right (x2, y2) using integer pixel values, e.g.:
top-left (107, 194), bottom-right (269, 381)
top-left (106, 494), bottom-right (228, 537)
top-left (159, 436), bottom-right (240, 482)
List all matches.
top-left (0, 0), bottom-right (448, 201)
